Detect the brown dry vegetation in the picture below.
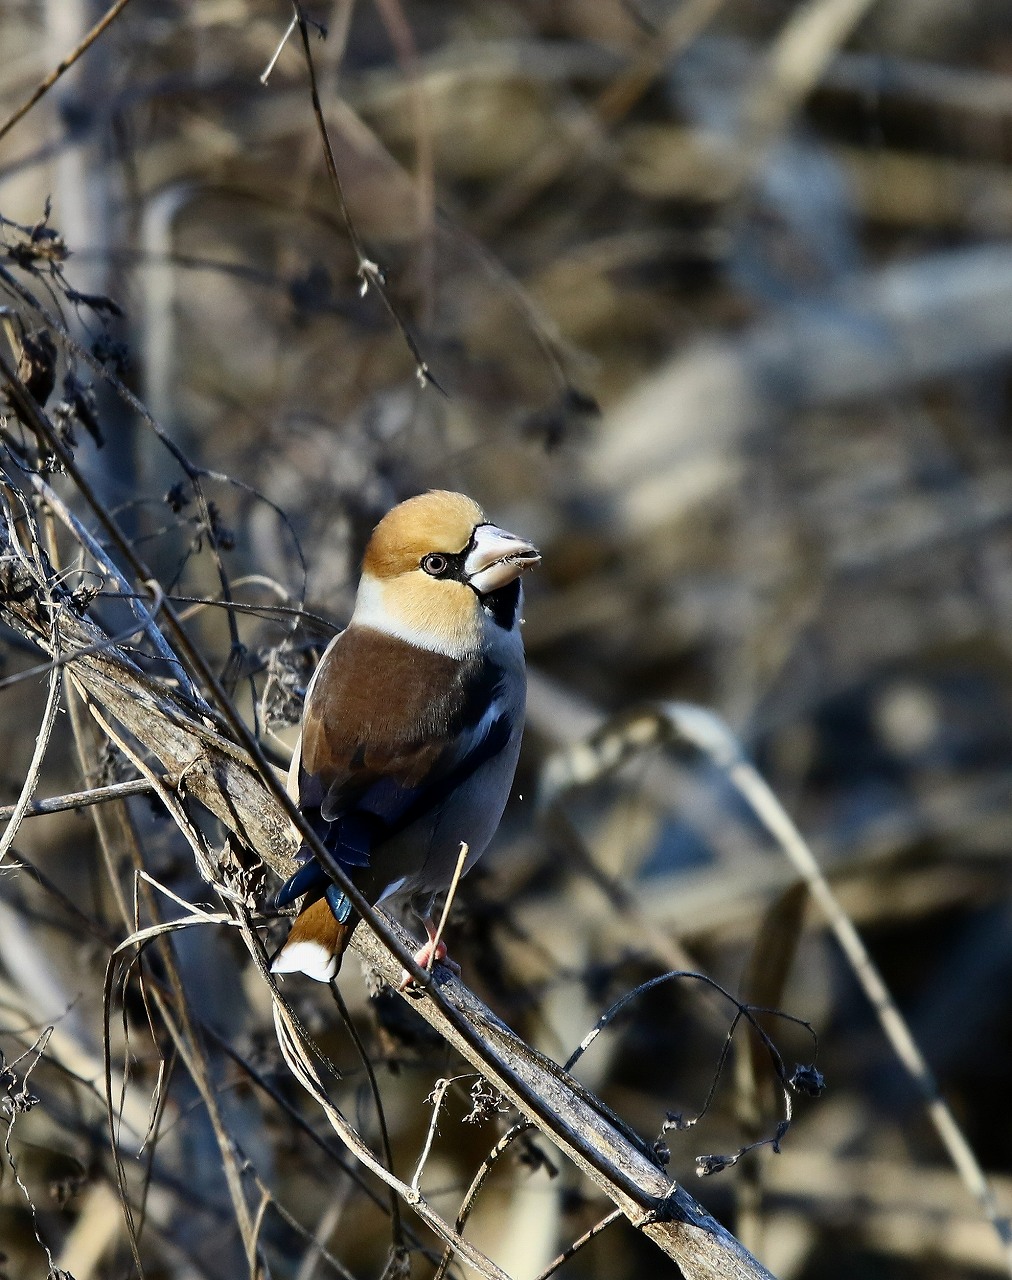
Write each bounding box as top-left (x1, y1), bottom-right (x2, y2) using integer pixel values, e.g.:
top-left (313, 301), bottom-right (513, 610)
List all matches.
top-left (2, 1), bottom-right (1012, 1278)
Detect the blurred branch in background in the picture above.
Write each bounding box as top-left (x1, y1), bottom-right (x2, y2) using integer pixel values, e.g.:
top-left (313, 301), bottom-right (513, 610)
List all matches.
top-left (0, 0), bottom-right (134, 146)
top-left (540, 700), bottom-right (1012, 1263)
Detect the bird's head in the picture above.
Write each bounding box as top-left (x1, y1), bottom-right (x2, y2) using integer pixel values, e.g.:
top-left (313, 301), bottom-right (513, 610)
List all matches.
top-left (352, 491), bottom-right (541, 657)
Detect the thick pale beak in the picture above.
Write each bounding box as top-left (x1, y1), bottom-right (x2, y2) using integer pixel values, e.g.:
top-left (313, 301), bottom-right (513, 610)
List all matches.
top-left (465, 524), bottom-right (541, 595)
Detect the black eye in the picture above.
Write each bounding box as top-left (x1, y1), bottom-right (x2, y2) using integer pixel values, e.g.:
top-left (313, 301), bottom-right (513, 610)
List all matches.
top-left (421, 553), bottom-right (449, 576)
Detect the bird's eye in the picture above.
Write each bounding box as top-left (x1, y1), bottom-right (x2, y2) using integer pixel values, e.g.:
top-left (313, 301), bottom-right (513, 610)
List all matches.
top-left (421, 553), bottom-right (449, 576)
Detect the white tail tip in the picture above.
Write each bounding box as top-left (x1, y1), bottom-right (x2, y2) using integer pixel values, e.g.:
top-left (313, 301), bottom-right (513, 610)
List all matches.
top-left (270, 939), bottom-right (338, 983)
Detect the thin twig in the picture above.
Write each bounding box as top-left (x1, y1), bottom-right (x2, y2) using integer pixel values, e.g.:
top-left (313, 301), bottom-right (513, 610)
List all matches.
top-left (742, 0), bottom-right (881, 157)
top-left (38, 522), bottom-right (262, 1276)
top-left (372, 0), bottom-right (437, 329)
top-left (269, 986), bottom-right (513, 1280)
top-left (0, 0), bottom-right (136, 144)
top-left (350, 916), bottom-right (777, 1280)
top-left (294, 1193), bottom-right (353, 1280)
top-left (102, 819), bottom-right (263, 1273)
top-left (0, 777), bottom-right (155, 822)
top-left (0, 847), bottom-right (440, 1262)
top-left (412, 1077), bottom-right (455, 1192)
top-left (201, 1026), bottom-right (440, 1265)
top-left (1, 1029), bottom-right (62, 1275)
top-left (531, 1208), bottom-right (624, 1280)
top-left (0, 627), bottom-right (62, 864)
top-left (0, 590), bottom-right (166, 693)
top-left (328, 979), bottom-right (406, 1250)
top-left (432, 1119), bottom-right (533, 1280)
top-left (83, 665), bottom-right (511, 1279)
top-left (260, 15), bottom-right (298, 85)
top-left (0, 502), bottom-right (65, 869)
top-left (33, 472), bottom-right (201, 701)
top-left (250, 1170), bottom-right (359, 1280)
top-left (291, 2), bottom-right (440, 390)
top-left (0, 258), bottom-right (308, 612)
top-left (711, 722), bottom-right (1012, 1263)
top-left (427, 841), bottom-right (469, 972)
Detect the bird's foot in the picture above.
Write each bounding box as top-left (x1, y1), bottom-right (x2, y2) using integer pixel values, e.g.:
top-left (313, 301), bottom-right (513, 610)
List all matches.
top-left (397, 926), bottom-right (461, 990)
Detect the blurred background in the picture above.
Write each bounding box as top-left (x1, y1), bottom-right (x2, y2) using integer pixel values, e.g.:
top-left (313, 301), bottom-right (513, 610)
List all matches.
top-left (3, 0), bottom-right (1012, 1277)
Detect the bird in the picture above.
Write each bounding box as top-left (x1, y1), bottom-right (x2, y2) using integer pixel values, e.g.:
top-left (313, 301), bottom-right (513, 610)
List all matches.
top-left (270, 490), bottom-right (540, 983)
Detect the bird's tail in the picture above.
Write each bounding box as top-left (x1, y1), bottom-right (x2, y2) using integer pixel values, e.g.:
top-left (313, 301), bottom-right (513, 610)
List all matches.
top-left (270, 897), bottom-right (355, 983)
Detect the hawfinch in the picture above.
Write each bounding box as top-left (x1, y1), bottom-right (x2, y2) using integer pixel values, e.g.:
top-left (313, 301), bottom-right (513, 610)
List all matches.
top-left (271, 490), bottom-right (540, 982)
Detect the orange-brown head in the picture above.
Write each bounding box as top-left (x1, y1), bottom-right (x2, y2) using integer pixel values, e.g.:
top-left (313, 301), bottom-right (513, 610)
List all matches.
top-left (353, 491), bottom-right (540, 657)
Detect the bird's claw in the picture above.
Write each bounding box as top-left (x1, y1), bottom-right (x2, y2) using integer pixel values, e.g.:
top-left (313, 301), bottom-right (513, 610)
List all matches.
top-left (397, 938), bottom-right (461, 991)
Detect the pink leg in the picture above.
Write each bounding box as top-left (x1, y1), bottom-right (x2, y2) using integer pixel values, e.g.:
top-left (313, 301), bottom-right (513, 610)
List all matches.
top-left (398, 917), bottom-right (461, 989)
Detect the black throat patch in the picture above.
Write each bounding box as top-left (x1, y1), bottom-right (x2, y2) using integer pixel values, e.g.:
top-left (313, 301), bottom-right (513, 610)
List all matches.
top-left (481, 578), bottom-right (521, 630)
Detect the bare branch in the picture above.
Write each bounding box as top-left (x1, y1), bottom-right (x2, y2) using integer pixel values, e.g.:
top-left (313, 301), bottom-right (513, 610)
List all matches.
top-left (0, 777), bottom-right (155, 823)
top-left (0, 0), bottom-right (136, 145)
top-left (0, 634), bottom-right (62, 864)
top-left (531, 1208), bottom-right (624, 1280)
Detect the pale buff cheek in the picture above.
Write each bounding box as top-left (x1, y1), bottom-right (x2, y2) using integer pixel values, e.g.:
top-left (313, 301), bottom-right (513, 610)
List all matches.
top-left (353, 573), bottom-right (480, 656)
top-left (396, 578), bottom-right (480, 649)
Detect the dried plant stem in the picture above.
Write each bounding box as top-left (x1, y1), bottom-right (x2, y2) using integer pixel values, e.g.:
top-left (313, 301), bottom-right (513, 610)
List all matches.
top-left (427, 840), bottom-right (469, 972)
top-left (268, 981), bottom-right (512, 1280)
top-left (34, 472), bottom-right (199, 699)
top-left (293, 1193), bottom-right (353, 1280)
top-left (433, 1119), bottom-right (533, 1280)
top-left (372, 0), bottom-right (437, 327)
top-left (0, 777), bottom-right (155, 822)
top-left (327, 979), bottom-right (405, 1250)
top-left (0, 0), bottom-right (135, 144)
top-left (94, 780), bottom-right (264, 1274)
top-left (0, 645), bottom-right (61, 863)
top-left (260, 15), bottom-right (298, 85)
top-left (531, 1207), bottom-right (624, 1280)
top-left (291, 2), bottom-right (437, 388)
top-left (249, 1170), bottom-right (358, 1280)
top-left (351, 916), bottom-right (776, 1280)
top-left (744, 0), bottom-right (880, 153)
top-left (412, 1076), bottom-right (454, 1192)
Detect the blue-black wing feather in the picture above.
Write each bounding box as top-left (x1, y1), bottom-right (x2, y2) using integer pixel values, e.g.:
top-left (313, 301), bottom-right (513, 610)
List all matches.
top-left (275, 630), bottom-right (512, 914)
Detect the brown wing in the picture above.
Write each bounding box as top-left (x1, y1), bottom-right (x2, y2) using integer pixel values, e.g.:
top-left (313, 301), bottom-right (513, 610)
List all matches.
top-left (298, 624), bottom-right (504, 829)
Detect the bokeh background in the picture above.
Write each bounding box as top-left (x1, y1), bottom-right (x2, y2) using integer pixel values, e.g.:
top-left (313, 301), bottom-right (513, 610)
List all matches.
top-left (3, 1), bottom-right (1012, 1277)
